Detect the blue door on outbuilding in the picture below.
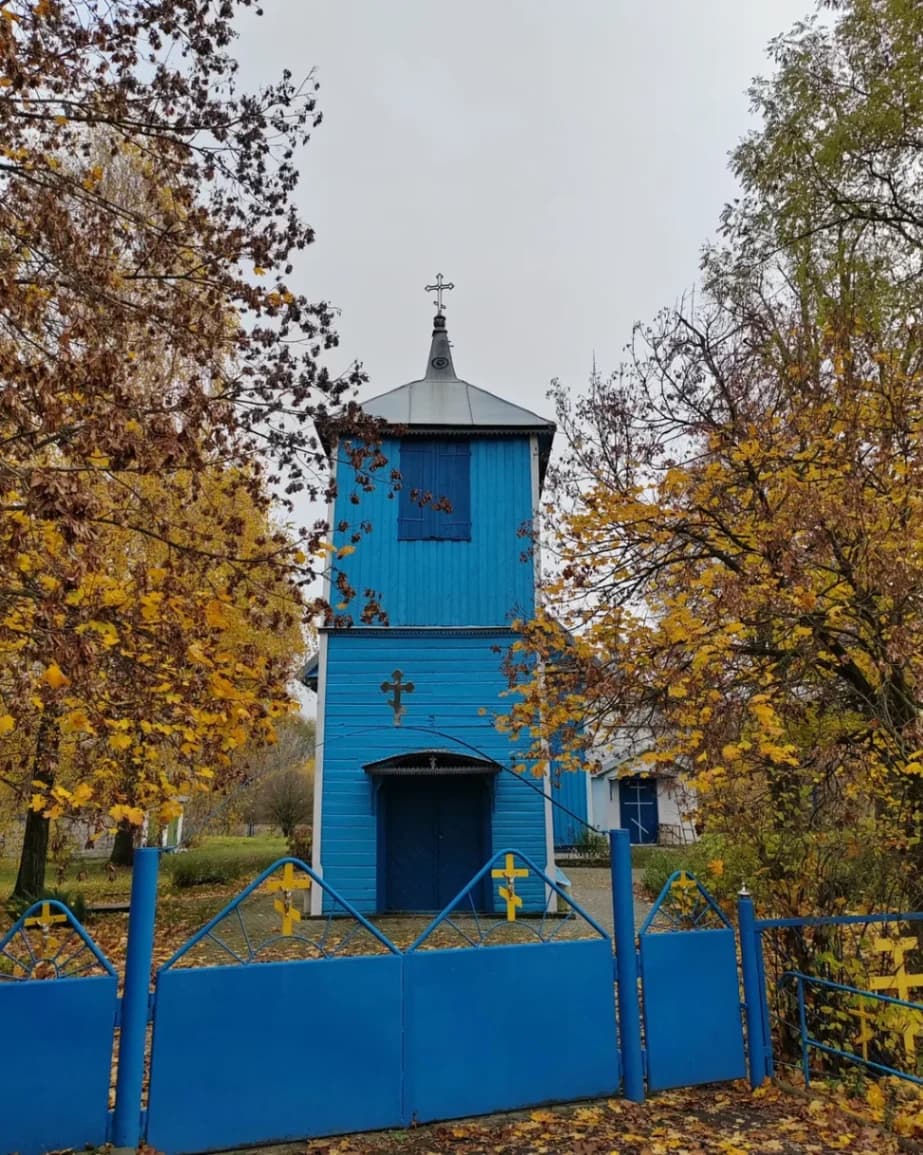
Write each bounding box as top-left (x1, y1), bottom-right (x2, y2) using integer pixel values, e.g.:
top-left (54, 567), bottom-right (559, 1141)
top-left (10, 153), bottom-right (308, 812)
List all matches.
top-left (619, 778), bottom-right (658, 844)
top-left (381, 774), bottom-right (490, 911)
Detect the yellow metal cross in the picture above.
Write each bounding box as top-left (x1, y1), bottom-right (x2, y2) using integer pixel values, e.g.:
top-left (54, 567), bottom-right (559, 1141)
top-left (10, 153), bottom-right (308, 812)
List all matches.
top-left (848, 1002), bottom-right (875, 1063)
top-left (22, 900), bottom-right (68, 965)
top-left (25, 902), bottom-right (68, 934)
top-left (869, 934), bottom-right (923, 1060)
top-left (24, 902), bottom-right (69, 958)
top-left (491, 854), bottom-right (529, 922)
top-left (265, 862), bottom-right (311, 936)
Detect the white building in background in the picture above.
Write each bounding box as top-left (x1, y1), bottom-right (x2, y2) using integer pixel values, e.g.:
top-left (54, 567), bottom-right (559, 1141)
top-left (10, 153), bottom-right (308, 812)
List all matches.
top-left (588, 722), bottom-right (698, 846)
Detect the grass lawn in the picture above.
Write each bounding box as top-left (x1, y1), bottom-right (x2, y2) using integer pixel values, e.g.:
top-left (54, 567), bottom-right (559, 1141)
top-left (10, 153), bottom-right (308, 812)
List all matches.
top-left (630, 843), bottom-right (684, 870)
top-left (0, 833), bottom-right (287, 938)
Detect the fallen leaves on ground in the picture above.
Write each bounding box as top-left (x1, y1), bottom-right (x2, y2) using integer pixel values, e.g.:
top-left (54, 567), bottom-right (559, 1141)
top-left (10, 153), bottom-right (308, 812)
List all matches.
top-left (297, 1083), bottom-right (901, 1155)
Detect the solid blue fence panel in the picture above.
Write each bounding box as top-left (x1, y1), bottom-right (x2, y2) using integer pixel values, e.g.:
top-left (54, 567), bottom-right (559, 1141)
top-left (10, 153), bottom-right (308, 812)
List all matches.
top-left (146, 954), bottom-right (403, 1153)
top-left (640, 928), bottom-right (746, 1091)
top-left (403, 938), bottom-right (619, 1122)
top-left (0, 975), bottom-right (117, 1155)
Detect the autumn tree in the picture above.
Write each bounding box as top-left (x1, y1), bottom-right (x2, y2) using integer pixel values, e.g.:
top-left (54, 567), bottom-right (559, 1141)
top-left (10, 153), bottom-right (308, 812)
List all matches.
top-left (3, 464), bottom-right (311, 891)
top-left (260, 767), bottom-right (314, 840)
top-left (181, 713), bottom-right (315, 841)
top-left (0, 2), bottom-right (382, 898)
top-left (508, 0), bottom-right (923, 913)
top-left (252, 714), bottom-right (314, 837)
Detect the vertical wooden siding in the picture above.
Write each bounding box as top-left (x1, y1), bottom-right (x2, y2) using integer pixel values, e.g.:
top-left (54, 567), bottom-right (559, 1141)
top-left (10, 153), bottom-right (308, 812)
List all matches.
top-left (550, 765), bottom-right (591, 848)
top-left (320, 631), bottom-right (547, 914)
top-left (333, 437), bottom-right (534, 627)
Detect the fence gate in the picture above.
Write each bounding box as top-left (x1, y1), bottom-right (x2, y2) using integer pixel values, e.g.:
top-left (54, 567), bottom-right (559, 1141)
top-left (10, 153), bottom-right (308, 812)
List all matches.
top-left (144, 859), bottom-right (404, 1154)
top-left (638, 871), bottom-right (746, 1091)
top-left (401, 849), bottom-right (621, 1122)
top-left (0, 900), bottom-right (118, 1155)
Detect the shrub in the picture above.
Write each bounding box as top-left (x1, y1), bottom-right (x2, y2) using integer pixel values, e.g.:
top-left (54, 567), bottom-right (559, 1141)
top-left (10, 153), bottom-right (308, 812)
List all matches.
top-left (639, 833), bottom-right (761, 907)
top-left (164, 844), bottom-right (283, 889)
top-left (6, 887), bottom-right (89, 924)
top-left (574, 828), bottom-right (609, 859)
top-left (286, 825), bottom-right (312, 863)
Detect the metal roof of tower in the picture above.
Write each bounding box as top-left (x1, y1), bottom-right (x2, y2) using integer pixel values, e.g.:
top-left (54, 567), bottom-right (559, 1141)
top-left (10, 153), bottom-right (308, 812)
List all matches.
top-left (361, 302), bottom-right (556, 482)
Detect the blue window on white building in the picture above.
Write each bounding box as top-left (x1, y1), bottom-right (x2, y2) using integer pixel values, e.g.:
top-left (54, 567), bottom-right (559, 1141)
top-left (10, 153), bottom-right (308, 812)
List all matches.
top-left (398, 439), bottom-right (471, 540)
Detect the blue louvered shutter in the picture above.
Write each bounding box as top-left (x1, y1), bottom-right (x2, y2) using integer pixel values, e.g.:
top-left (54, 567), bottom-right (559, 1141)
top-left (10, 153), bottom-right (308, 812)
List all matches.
top-left (435, 440), bottom-right (471, 540)
top-left (398, 439), bottom-right (470, 540)
top-left (398, 441), bottom-right (430, 540)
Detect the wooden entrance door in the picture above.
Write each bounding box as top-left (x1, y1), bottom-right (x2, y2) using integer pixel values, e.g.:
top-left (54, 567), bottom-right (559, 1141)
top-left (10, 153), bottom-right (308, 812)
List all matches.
top-left (381, 775), bottom-right (490, 912)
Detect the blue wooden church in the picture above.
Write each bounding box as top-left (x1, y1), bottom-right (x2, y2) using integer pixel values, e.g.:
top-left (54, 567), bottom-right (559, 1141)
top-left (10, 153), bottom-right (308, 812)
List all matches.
top-left (309, 280), bottom-right (573, 915)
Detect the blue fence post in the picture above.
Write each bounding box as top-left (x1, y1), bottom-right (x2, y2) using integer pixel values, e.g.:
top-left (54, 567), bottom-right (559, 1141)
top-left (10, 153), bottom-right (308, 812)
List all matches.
top-left (738, 887), bottom-right (767, 1089)
top-left (796, 974), bottom-right (811, 1087)
top-left (112, 846), bottom-right (160, 1148)
top-left (609, 828), bottom-right (644, 1101)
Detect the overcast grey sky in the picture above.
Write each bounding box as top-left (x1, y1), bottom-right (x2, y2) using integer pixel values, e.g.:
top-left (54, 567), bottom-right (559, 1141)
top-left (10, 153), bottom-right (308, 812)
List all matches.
top-left (238, 1), bottom-right (812, 424)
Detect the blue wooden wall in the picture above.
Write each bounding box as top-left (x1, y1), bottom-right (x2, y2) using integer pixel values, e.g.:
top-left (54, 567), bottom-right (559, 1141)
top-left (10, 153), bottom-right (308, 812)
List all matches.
top-left (550, 767), bottom-right (590, 849)
top-left (333, 437), bottom-right (535, 626)
top-left (320, 629), bottom-right (547, 914)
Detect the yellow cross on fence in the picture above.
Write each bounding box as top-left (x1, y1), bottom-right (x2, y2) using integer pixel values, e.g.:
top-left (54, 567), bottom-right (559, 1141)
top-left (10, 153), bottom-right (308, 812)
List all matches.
top-left (24, 902), bottom-right (69, 934)
top-left (265, 863), bottom-right (311, 936)
top-left (491, 854), bottom-right (529, 922)
top-left (848, 1001), bottom-right (875, 1063)
top-left (24, 902), bottom-right (69, 958)
top-left (869, 934), bottom-right (923, 1061)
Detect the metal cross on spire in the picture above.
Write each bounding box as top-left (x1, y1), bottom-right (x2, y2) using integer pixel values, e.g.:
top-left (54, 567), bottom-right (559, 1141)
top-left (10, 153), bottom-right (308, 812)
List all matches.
top-left (425, 273), bottom-right (455, 316)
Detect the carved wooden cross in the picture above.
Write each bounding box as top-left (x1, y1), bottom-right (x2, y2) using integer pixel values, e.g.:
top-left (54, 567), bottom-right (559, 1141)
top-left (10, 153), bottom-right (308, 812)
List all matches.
top-left (381, 669), bottom-right (414, 726)
top-left (425, 273), bottom-right (454, 315)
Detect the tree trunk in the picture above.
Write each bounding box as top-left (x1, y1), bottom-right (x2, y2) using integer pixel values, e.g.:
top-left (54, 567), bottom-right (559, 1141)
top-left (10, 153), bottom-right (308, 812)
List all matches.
top-left (12, 805), bottom-right (51, 903)
top-left (11, 712), bottom-right (59, 903)
top-left (109, 822), bottom-right (135, 867)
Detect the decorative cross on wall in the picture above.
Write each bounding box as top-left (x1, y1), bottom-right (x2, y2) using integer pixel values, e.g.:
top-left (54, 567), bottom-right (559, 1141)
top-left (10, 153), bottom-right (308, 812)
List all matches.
top-left (425, 273), bottom-right (455, 315)
top-left (381, 669), bottom-right (414, 726)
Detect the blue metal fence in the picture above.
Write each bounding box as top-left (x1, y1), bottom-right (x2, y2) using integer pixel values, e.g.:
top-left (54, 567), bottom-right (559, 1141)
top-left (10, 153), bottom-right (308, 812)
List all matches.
top-left (11, 832), bottom-right (888, 1155)
top-left (738, 904), bottom-right (923, 1090)
top-left (148, 954), bottom-right (405, 1151)
top-left (638, 871), bottom-right (746, 1091)
top-left (144, 848), bottom-right (622, 1151)
top-left (0, 900), bottom-right (118, 1155)
top-left (145, 857), bottom-right (404, 1152)
top-left (403, 848), bottom-right (621, 1122)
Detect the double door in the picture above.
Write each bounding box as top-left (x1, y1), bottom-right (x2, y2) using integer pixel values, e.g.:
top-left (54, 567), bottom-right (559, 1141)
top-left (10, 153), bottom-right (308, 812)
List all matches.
top-left (381, 774), bottom-right (490, 912)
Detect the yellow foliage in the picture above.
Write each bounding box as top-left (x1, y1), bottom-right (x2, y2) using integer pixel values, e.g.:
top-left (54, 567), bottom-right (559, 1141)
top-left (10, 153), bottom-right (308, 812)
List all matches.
top-left (866, 1081), bottom-right (886, 1115)
top-left (204, 598), bottom-right (230, 628)
top-left (109, 804), bottom-right (145, 827)
top-left (41, 663), bottom-right (70, 689)
top-left (61, 709), bottom-right (94, 735)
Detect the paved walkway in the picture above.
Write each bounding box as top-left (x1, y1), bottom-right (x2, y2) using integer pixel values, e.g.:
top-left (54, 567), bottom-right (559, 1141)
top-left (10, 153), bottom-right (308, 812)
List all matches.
top-left (564, 865), bottom-right (652, 934)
